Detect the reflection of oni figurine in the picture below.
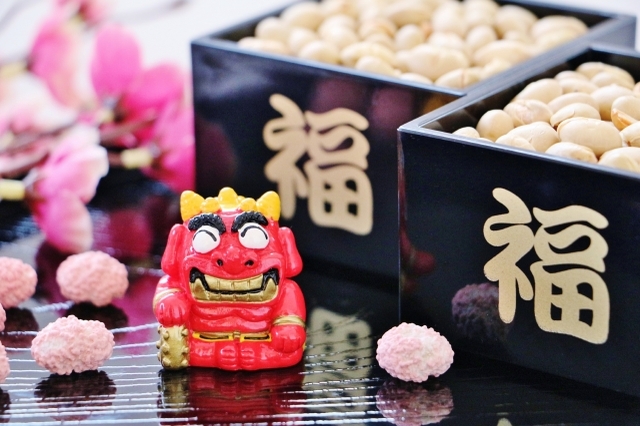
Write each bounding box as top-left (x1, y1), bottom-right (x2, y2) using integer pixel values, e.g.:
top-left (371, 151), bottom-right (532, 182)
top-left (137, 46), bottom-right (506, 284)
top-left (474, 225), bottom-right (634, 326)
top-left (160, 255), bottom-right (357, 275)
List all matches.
top-left (157, 365), bottom-right (304, 424)
top-left (153, 187), bottom-right (306, 370)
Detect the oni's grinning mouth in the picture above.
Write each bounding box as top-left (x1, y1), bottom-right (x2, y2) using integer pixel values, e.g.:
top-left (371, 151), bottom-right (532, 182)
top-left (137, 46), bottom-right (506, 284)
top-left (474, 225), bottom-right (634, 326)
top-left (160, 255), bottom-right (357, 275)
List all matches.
top-left (188, 268), bottom-right (279, 302)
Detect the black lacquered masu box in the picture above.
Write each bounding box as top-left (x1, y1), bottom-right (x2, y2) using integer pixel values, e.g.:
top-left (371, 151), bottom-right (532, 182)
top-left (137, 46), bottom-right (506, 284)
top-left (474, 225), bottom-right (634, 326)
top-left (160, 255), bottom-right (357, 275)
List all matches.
top-left (191, 0), bottom-right (635, 284)
top-left (398, 44), bottom-right (640, 397)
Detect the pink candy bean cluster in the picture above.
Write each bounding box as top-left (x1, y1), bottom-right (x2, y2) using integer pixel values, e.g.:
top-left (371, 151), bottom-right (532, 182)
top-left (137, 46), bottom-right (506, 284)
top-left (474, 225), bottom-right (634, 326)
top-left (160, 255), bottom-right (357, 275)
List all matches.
top-left (0, 251), bottom-right (128, 381)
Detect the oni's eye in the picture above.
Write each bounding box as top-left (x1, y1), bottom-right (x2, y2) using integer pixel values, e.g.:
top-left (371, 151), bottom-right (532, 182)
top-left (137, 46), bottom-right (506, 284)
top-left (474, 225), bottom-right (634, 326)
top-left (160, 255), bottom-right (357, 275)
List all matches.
top-left (192, 226), bottom-right (221, 253)
top-left (238, 223), bottom-right (269, 249)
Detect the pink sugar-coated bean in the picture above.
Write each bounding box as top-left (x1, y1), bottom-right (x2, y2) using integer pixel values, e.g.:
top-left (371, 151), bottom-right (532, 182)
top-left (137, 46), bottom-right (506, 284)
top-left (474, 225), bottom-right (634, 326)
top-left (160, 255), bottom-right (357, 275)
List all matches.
top-left (30, 315), bottom-right (115, 375)
top-left (56, 251), bottom-right (129, 307)
top-left (0, 257), bottom-right (37, 308)
top-left (376, 322), bottom-right (454, 383)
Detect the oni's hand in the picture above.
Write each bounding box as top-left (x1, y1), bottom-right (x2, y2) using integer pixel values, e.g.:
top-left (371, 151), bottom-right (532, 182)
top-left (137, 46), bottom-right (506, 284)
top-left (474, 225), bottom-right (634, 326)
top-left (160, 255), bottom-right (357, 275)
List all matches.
top-left (271, 324), bottom-right (306, 353)
top-left (154, 291), bottom-right (190, 327)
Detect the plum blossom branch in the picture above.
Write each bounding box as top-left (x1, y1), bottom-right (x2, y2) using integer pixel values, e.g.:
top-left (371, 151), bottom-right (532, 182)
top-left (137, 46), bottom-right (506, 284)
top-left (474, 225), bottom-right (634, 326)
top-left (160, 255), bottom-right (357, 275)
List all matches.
top-left (0, 0), bottom-right (195, 254)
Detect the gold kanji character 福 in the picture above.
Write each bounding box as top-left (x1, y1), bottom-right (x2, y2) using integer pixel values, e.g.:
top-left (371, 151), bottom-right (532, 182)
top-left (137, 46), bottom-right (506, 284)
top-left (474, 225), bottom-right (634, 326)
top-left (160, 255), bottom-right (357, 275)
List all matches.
top-left (263, 93), bottom-right (373, 235)
top-left (483, 188), bottom-right (535, 324)
top-left (531, 205), bottom-right (609, 343)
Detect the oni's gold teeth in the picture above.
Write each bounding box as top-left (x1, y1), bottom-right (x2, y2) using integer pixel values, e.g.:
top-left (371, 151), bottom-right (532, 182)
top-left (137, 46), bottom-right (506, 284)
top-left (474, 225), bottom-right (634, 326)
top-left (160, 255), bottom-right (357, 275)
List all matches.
top-left (189, 268), bottom-right (279, 302)
top-left (180, 187), bottom-right (281, 221)
top-left (157, 325), bottom-right (189, 369)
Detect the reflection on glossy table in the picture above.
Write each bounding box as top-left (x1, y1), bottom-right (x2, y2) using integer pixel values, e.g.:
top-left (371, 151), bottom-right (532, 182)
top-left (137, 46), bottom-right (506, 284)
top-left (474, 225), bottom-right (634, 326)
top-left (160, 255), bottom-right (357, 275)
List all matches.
top-left (1, 173), bottom-right (640, 425)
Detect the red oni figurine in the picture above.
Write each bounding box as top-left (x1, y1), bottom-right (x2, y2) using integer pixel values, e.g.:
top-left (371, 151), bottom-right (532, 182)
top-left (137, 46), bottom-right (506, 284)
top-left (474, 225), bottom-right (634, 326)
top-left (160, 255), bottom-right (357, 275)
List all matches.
top-left (153, 187), bottom-right (306, 370)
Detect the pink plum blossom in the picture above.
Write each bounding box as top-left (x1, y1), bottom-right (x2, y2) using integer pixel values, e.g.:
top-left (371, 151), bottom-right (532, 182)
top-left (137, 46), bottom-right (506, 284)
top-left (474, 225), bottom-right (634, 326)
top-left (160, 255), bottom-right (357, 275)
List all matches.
top-left (0, 74), bottom-right (78, 177)
top-left (119, 63), bottom-right (186, 143)
top-left (31, 190), bottom-right (94, 253)
top-left (0, 73), bottom-right (77, 136)
top-left (0, 0), bottom-right (194, 254)
top-left (32, 125), bottom-right (107, 202)
top-left (90, 24), bottom-right (142, 102)
top-left (0, 137), bottom-right (56, 178)
top-left (142, 105), bottom-right (194, 192)
top-left (90, 26), bottom-right (186, 147)
top-left (120, 63), bottom-right (185, 121)
top-left (29, 11), bottom-right (82, 108)
top-left (28, 125), bottom-right (108, 253)
top-left (87, 24), bottom-right (194, 193)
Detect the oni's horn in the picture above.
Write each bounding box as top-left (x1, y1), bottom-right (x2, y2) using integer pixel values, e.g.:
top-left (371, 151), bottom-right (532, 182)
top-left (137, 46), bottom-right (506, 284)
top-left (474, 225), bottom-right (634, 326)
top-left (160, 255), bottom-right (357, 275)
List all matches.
top-left (180, 188), bottom-right (281, 221)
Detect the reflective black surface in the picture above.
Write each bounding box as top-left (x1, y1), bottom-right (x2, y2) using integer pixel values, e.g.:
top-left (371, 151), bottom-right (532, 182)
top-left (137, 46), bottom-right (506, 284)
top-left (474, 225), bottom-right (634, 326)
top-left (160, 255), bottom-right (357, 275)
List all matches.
top-left (1, 174), bottom-right (640, 424)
